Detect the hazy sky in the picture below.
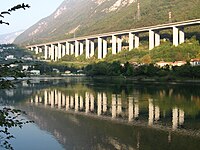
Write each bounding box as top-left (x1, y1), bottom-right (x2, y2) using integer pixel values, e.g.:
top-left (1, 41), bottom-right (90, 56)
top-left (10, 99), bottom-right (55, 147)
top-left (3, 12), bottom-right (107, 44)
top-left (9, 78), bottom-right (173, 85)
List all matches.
top-left (0, 0), bottom-right (64, 35)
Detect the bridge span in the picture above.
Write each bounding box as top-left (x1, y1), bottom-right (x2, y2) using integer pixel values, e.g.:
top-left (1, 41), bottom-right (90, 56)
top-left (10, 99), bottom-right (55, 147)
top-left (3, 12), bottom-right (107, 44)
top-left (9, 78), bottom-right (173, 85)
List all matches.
top-left (26, 19), bottom-right (200, 61)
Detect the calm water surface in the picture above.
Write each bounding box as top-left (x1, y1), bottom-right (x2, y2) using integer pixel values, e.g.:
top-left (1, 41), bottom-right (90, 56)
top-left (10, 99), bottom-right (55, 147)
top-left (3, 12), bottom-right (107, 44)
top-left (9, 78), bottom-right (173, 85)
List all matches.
top-left (1, 77), bottom-right (200, 150)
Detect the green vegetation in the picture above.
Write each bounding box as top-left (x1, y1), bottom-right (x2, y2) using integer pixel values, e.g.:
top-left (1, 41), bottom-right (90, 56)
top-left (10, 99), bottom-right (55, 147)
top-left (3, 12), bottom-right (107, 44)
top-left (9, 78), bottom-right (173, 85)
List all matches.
top-left (14, 0), bottom-right (200, 45)
top-left (50, 38), bottom-right (200, 69)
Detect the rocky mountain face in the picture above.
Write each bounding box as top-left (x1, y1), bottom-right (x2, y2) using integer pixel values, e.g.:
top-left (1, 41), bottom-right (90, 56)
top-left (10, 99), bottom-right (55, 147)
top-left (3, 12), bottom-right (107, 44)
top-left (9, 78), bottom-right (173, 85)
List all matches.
top-left (0, 30), bottom-right (24, 44)
top-left (14, 0), bottom-right (200, 45)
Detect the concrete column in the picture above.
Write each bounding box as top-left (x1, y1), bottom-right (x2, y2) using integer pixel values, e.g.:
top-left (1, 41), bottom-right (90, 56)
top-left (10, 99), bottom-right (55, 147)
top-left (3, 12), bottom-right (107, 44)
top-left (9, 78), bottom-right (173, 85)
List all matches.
top-left (66, 42), bottom-right (70, 55)
top-left (90, 94), bottom-right (94, 111)
top-left (135, 33), bottom-right (140, 48)
top-left (149, 29), bottom-right (155, 50)
top-left (48, 46), bottom-right (51, 58)
top-left (44, 45), bottom-right (48, 60)
top-left (179, 109), bottom-right (184, 125)
top-left (86, 39), bottom-right (90, 59)
top-left (75, 94), bottom-right (79, 112)
top-left (80, 96), bottom-right (83, 110)
top-left (134, 103), bottom-right (139, 118)
top-left (75, 41), bottom-right (79, 57)
top-left (54, 45), bottom-right (58, 61)
top-left (155, 31), bottom-right (161, 47)
top-left (103, 39), bottom-right (107, 58)
top-left (97, 93), bottom-right (102, 116)
top-left (62, 44), bottom-right (66, 57)
top-left (172, 107), bottom-right (178, 130)
top-left (70, 44), bottom-right (74, 55)
top-left (51, 91), bottom-right (54, 108)
top-left (155, 106), bottom-right (160, 121)
top-left (66, 96), bottom-right (70, 111)
top-left (31, 47), bottom-right (34, 51)
top-left (112, 94), bottom-right (117, 119)
top-left (80, 42), bottom-right (84, 55)
top-left (98, 37), bottom-right (102, 59)
top-left (35, 47), bottom-right (39, 54)
top-left (112, 35), bottom-right (117, 54)
top-left (62, 94), bottom-right (66, 107)
top-left (55, 90), bottom-right (58, 105)
top-left (51, 44), bottom-right (55, 61)
top-left (117, 96), bottom-right (122, 115)
top-left (173, 26), bottom-right (179, 46)
top-left (35, 95), bottom-right (39, 105)
top-left (117, 37), bottom-right (122, 52)
top-left (85, 92), bottom-right (90, 113)
top-left (148, 99), bottom-right (154, 126)
top-left (38, 47), bottom-right (42, 53)
top-left (44, 90), bottom-right (48, 106)
top-left (70, 96), bottom-right (74, 108)
top-left (179, 27), bottom-right (185, 44)
top-left (129, 32), bottom-right (134, 51)
top-left (90, 41), bottom-right (95, 57)
top-left (128, 97), bottom-right (134, 121)
top-left (103, 93), bottom-right (107, 112)
top-left (58, 43), bottom-right (62, 60)
top-left (58, 92), bottom-right (62, 109)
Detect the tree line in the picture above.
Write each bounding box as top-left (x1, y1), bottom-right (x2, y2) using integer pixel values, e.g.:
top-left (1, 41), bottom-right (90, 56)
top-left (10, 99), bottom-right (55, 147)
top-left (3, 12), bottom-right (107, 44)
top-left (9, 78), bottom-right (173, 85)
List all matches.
top-left (84, 61), bottom-right (200, 80)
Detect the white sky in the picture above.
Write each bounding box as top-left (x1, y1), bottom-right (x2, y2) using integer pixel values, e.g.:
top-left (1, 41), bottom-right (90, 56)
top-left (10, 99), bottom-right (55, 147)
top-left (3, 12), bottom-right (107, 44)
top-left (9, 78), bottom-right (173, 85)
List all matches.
top-left (0, 0), bottom-right (64, 34)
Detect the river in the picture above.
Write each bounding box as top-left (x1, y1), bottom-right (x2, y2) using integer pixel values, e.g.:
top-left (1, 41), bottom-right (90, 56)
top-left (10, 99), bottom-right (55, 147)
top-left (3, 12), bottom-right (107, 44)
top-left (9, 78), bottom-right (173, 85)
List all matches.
top-left (1, 77), bottom-right (200, 150)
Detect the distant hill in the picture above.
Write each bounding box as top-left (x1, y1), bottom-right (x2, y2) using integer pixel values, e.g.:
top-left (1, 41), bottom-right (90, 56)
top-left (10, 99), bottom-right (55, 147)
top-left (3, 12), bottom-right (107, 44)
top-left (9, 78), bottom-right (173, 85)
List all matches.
top-left (14, 0), bottom-right (200, 45)
top-left (0, 30), bottom-right (24, 44)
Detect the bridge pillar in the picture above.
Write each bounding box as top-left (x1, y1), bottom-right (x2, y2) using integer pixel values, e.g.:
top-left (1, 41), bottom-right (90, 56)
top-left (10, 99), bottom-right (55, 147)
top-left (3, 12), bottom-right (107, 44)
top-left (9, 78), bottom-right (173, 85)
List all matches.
top-left (58, 43), bottom-right (62, 60)
top-left (50, 44), bottom-right (55, 61)
top-left (98, 37), bottom-right (103, 59)
top-left (75, 40), bottom-right (79, 57)
top-left (179, 27), bottom-right (185, 44)
top-left (85, 92), bottom-right (90, 113)
top-left (80, 42), bottom-right (84, 55)
top-left (117, 37), bottom-right (122, 52)
top-left (129, 32), bottom-right (134, 51)
top-left (97, 93), bottom-right (102, 116)
top-left (39, 47), bottom-right (43, 53)
top-left (75, 94), bottom-right (79, 112)
top-left (148, 99), bottom-right (154, 126)
top-left (70, 43), bottom-right (74, 55)
top-left (103, 93), bottom-right (107, 112)
top-left (149, 29), bottom-right (155, 50)
top-left (135, 33), bottom-right (140, 48)
top-left (54, 45), bottom-right (58, 61)
top-left (155, 31), bottom-right (161, 47)
top-left (61, 43), bottom-right (66, 57)
top-left (173, 26), bottom-right (179, 46)
top-left (112, 94), bottom-right (117, 118)
top-left (35, 47), bottom-right (39, 54)
top-left (103, 39), bottom-right (107, 58)
top-left (44, 45), bottom-right (48, 60)
top-left (65, 96), bottom-right (70, 111)
top-left (90, 41), bottom-right (95, 57)
top-left (128, 97), bottom-right (134, 121)
top-left (86, 39), bottom-right (90, 59)
top-left (66, 42), bottom-right (70, 55)
top-left (31, 47), bottom-right (34, 51)
top-left (112, 35), bottom-right (117, 54)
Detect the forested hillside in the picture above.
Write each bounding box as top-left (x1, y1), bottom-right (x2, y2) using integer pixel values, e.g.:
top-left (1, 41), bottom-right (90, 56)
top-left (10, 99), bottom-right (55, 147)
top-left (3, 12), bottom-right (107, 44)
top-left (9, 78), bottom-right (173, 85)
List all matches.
top-left (14, 0), bottom-right (200, 45)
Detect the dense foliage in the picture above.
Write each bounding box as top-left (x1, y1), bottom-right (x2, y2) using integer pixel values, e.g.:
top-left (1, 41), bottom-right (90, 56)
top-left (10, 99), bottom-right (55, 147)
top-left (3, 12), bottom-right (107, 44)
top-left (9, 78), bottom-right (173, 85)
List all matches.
top-left (84, 61), bottom-right (200, 80)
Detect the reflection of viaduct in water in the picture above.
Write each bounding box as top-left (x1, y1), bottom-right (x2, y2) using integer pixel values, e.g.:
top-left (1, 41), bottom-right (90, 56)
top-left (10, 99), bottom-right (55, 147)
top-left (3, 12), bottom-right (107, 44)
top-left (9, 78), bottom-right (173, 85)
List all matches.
top-left (30, 89), bottom-right (185, 131)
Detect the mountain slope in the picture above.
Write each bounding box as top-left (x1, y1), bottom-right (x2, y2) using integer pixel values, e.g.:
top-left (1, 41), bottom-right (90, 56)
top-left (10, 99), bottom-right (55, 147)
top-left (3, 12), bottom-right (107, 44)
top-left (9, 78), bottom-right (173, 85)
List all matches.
top-left (14, 0), bottom-right (200, 45)
top-left (0, 30), bottom-right (24, 44)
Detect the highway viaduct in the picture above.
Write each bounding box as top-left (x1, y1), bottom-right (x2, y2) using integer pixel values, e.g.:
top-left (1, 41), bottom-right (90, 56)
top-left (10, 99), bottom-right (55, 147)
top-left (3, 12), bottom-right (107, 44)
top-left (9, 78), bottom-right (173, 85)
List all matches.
top-left (26, 19), bottom-right (200, 61)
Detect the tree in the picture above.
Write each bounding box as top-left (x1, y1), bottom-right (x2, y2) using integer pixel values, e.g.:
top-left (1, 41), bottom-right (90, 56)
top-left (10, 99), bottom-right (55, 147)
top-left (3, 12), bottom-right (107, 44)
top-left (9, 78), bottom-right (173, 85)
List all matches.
top-left (0, 108), bottom-right (33, 150)
top-left (0, 3), bottom-right (30, 25)
top-left (0, 3), bottom-right (31, 150)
